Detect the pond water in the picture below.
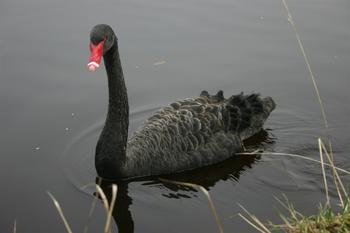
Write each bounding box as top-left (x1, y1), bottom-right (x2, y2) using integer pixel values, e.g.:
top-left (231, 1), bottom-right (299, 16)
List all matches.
top-left (1, 0), bottom-right (349, 232)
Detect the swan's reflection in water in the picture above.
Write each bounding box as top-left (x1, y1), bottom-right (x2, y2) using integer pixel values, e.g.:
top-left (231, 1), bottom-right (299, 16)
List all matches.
top-left (95, 130), bottom-right (274, 233)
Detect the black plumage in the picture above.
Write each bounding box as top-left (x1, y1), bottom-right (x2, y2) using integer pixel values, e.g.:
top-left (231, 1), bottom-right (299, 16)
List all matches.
top-left (90, 24), bottom-right (276, 180)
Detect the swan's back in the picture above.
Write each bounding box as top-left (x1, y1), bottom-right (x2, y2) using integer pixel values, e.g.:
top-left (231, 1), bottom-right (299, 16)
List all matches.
top-left (122, 90), bottom-right (275, 178)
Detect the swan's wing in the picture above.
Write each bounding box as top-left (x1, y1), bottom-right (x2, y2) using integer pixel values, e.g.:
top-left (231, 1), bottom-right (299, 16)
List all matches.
top-left (123, 90), bottom-right (275, 178)
top-left (124, 91), bottom-right (242, 177)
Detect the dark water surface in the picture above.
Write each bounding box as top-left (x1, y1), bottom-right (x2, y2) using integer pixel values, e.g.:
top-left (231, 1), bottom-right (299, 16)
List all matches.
top-left (1, 0), bottom-right (349, 232)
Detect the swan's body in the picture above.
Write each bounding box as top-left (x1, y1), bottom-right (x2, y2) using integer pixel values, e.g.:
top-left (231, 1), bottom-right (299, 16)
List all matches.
top-left (88, 24), bottom-right (275, 180)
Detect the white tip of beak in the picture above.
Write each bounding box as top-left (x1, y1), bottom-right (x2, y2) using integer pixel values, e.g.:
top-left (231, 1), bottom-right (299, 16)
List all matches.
top-left (87, 62), bottom-right (100, 72)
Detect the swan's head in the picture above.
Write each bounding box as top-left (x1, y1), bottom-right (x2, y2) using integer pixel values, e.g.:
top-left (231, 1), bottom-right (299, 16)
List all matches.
top-left (87, 24), bottom-right (117, 72)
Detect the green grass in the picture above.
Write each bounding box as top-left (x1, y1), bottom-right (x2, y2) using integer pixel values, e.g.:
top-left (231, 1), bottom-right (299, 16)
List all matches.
top-left (238, 137), bottom-right (350, 233)
top-left (271, 201), bottom-right (350, 233)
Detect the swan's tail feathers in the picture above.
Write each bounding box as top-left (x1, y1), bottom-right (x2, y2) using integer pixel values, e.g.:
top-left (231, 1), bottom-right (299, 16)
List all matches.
top-left (226, 93), bottom-right (275, 139)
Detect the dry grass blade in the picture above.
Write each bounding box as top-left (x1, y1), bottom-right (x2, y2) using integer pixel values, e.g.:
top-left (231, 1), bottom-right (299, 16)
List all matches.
top-left (282, 194), bottom-right (303, 219)
top-left (236, 152), bottom-right (350, 175)
top-left (332, 172), bottom-right (345, 208)
top-left (238, 213), bottom-right (267, 233)
top-left (274, 195), bottom-right (302, 220)
top-left (81, 183), bottom-right (118, 233)
top-left (47, 192), bottom-right (73, 233)
top-left (95, 185), bottom-right (110, 216)
top-left (320, 139), bottom-right (348, 197)
top-left (94, 185), bottom-right (113, 233)
top-left (238, 204), bottom-right (271, 233)
top-left (81, 179), bottom-right (103, 233)
top-left (104, 184), bottom-right (117, 233)
top-left (279, 214), bottom-right (293, 229)
top-left (318, 138), bottom-right (330, 206)
top-left (271, 197), bottom-right (296, 229)
top-left (319, 140), bottom-right (343, 207)
top-left (281, 0), bottom-right (328, 128)
top-left (319, 139), bottom-right (348, 207)
top-left (159, 178), bottom-right (224, 233)
top-left (13, 220), bottom-right (16, 233)
top-left (80, 182), bottom-right (103, 211)
top-left (198, 186), bottom-right (224, 233)
top-left (274, 196), bottom-right (290, 212)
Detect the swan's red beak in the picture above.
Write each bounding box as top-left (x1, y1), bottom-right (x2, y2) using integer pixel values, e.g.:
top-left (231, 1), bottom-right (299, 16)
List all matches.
top-left (87, 40), bottom-right (105, 72)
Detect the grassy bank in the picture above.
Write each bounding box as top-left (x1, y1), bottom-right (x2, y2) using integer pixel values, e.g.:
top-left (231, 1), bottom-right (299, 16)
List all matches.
top-left (271, 201), bottom-right (350, 233)
top-left (238, 138), bottom-right (350, 233)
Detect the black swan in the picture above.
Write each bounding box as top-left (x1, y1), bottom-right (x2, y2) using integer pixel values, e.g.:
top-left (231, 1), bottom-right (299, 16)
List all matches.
top-left (87, 24), bottom-right (276, 180)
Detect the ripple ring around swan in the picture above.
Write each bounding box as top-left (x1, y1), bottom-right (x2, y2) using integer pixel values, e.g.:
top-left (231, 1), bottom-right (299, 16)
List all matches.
top-left (60, 107), bottom-right (160, 194)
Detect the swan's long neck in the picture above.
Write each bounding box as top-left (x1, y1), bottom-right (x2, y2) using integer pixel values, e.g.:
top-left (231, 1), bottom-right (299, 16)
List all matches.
top-left (95, 39), bottom-right (129, 179)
